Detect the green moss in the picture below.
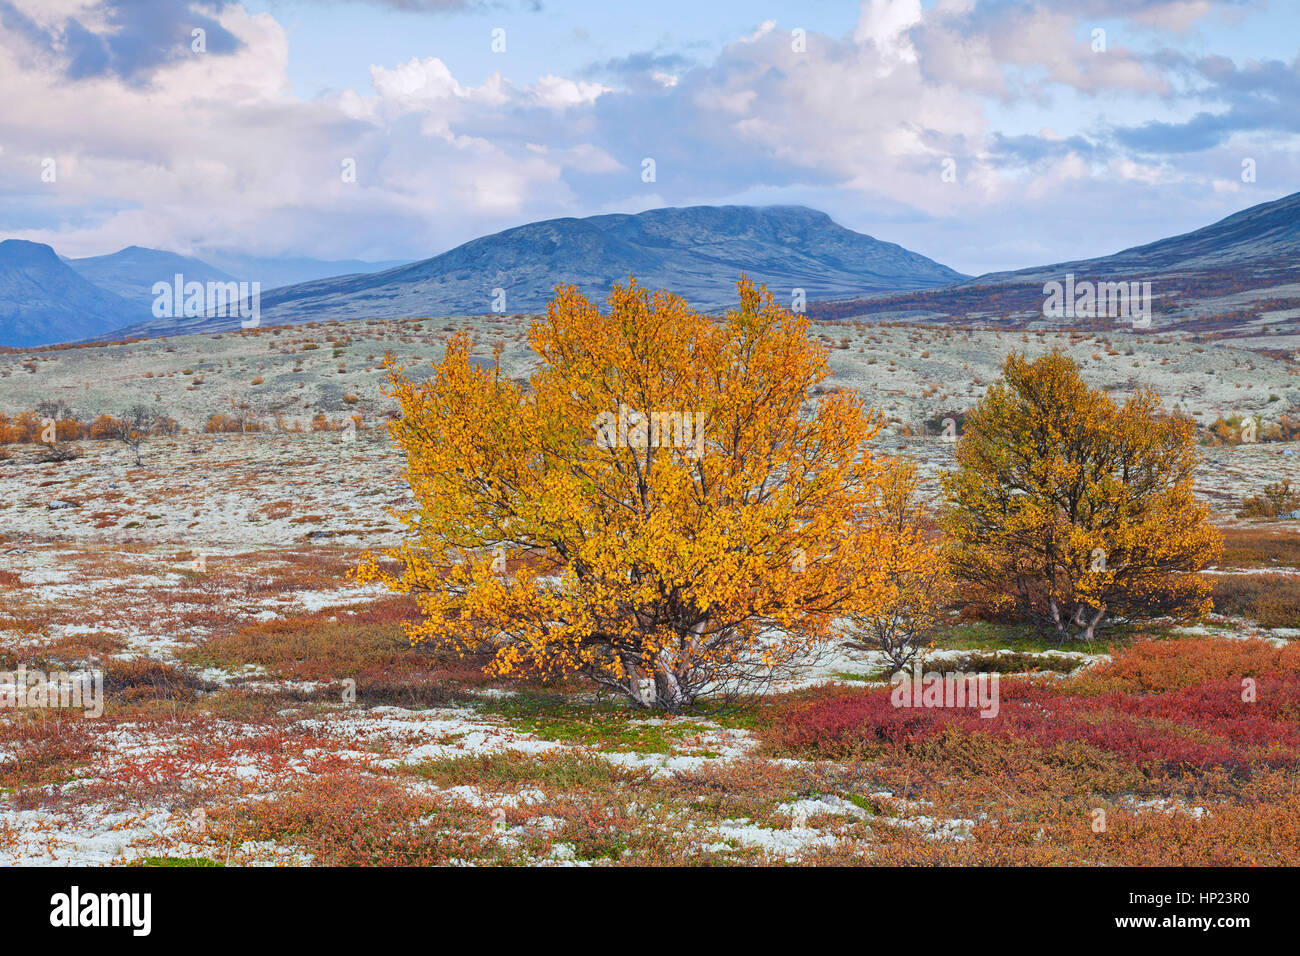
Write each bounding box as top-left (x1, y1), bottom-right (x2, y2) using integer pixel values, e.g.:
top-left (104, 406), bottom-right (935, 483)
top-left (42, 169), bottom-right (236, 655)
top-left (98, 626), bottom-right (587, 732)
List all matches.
top-left (132, 856), bottom-right (223, 867)
top-left (405, 751), bottom-right (640, 790)
top-left (475, 693), bottom-right (712, 752)
top-left (845, 793), bottom-right (879, 815)
top-left (934, 620), bottom-right (1159, 653)
top-left (833, 668), bottom-right (892, 683)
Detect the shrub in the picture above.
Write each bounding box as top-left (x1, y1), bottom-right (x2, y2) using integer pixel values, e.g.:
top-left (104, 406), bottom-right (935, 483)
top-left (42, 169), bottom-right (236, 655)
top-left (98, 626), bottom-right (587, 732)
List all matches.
top-left (213, 774), bottom-right (495, 866)
top-left (839, 460), bottom-right (948, 674)
top-left (767, 639), bottom-right (1300, 773)
top-left (103, 661), bottom-right (216, 702)
top-left (204, 414), bottom-right (240, 433)
top-left (1239, 481), bottom-right (1300, 518)
top-left (1219, 526), bottom-right (1300, 567)
top-left (359, 278), bottom-right (927, 712)
top-left (942, 351), bottom-right (1220, 642)
top-left (1210, 573), bottom-right (1300, 629)
top-left (37, 442), bottom-right (79, 463)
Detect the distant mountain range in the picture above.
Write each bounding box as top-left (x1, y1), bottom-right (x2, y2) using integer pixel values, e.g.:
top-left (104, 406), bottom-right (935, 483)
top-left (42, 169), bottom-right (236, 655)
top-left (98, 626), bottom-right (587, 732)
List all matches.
top-left (808, 191), bottom-right (1300, 332)
top-left (193, 252), bottom-right (413, 292)
top-left (2, 247), bottom-right (411, 346)
top-left (0, 241), bottom-right (140, 347)
top-left (65, 247), bottom-right (240, 313)
top-left (3, 193), bottom-right (1299, 347)
top-left (101, 205), bottom-right (969, 339)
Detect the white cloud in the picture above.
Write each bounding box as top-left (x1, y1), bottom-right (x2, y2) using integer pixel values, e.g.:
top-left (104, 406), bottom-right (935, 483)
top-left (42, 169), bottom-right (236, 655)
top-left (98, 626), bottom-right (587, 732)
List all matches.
top-left (854, 0), bottom-right (922, 67)
top-left (370, 57), bottom-right (467, 102)
top-left (529, 75), bottom-right (610, 109)
top-left (0, 0), bottom-right (1290, 277)
top-left (0, 4), bottom-right (619, 258)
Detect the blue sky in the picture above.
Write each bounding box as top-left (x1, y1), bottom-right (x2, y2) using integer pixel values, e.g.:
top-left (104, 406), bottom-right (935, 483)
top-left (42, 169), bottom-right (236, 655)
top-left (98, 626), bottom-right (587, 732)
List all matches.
top-left (0, 0), bottom-right (1296, 276)
top-left (249, 0), bottom-right (1294, 101)
top-left (247, 0), bottom-right (865, 97)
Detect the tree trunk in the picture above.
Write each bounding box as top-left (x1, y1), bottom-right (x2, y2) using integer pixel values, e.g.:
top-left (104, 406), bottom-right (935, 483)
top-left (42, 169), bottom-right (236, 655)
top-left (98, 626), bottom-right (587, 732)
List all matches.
top-left (1078, 603), bottom-right (1107, 642)
top-left (1047, 598), bottom-right (1070, 644)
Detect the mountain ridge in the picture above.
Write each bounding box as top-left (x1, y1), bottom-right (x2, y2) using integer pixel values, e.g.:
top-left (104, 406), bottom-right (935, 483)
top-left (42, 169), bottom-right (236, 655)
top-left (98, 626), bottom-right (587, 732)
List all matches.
top-left (105, 204), bottom-right (970, 338)
top-left (67, 247), bottom-right (240, 313)
top-left (807, 190), bottom-right (1300, 331)
top-left (6, 193), bottom-right (1299, 347)
top-left (0, 240), bottom-right (140, 347)
top-left (968, 190), bottom-right (1300, 285)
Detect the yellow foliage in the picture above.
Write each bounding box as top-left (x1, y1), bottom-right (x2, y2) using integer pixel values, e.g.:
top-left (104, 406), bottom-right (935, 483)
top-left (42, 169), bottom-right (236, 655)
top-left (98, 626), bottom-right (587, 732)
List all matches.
top-left (357, 277), bottom-right (925, 710)
top-left (941, 351), bottom-right (1221, 642)
top-left (840, 458), bottom-right (948, 672)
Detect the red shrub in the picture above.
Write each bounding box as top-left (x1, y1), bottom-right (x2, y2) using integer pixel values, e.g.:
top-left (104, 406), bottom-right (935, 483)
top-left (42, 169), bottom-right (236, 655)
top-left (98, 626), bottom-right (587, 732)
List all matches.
top-left (769, 640), bottom-right (1300, 774)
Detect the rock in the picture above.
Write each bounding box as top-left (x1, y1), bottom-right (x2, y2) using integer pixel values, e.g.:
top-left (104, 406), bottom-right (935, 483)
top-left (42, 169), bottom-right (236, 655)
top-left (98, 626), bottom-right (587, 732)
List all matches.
top-left (47, 499), bottom-right (78, 510)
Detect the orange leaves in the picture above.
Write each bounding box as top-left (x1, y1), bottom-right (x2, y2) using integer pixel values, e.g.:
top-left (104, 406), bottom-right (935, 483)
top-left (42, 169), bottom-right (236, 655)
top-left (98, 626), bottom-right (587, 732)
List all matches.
top-left (359, 276), bottom-right (923, 710)
top-left (942, 351), bottom-right (1221, 641)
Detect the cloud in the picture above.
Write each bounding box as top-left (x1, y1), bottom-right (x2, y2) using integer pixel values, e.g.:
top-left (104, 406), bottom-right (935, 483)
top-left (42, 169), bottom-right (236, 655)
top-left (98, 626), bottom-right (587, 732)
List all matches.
top-left (854, 0), bottom-right (922, 66)
top-left (1112, 53), bottom-right (1300, 152)
top-left (1, 0), bottom-right (241, 82)
top-left (0, 4), bottom-right (623, 261)
top-left (0, 0), bottom-right (1295, 276)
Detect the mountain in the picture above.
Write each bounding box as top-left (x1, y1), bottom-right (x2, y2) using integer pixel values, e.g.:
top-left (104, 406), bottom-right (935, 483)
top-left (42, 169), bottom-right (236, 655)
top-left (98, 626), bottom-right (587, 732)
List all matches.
top-left (0, 241), bottom-right (140, 347)
top-left (972, 190), bottom-right (1300, 285)
top-left (29, 192), bottom-right (1297, 346)
top-left (195, 252), bottom-right (413, 291)
top-left (259, 205), bottom-right (967, 322)
top-left (808, 190), bottom-right (1300, 332)
top-left (103, 205), bottom-right (968, 338)
top-left (67, 246), bottom-right (238, 312)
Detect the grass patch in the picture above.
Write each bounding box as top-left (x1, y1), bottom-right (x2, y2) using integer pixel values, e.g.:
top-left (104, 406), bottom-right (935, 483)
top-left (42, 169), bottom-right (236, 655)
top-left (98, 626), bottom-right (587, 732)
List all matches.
top-left (132, 856), bottom-right (223, 867)
top-left (935, 620), bottom-right (1144, 653)
top-left (1219, 525), bottom-right (1300, 568)
top-left (407, 751), bottom-right (649, 791)
top-left (1211, 572), bottom-right (1300, 629)
top-left (476, 693), bottom-right (715, 752)
top-left (926, 650), bottom-right (1087, 675)
top-left (834, 668), bottom-right (892, 683)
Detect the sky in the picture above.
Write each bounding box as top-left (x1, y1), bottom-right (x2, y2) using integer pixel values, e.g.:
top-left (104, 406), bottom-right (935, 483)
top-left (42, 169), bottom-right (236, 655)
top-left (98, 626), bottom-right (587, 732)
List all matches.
top-left (0, 0), bottom-right (1297, 276)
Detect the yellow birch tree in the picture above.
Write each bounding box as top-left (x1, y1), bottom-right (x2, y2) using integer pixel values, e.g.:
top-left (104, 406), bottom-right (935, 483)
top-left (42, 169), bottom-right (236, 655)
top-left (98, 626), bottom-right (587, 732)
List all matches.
top-left (357, 277), bottom-right (925, 710)
top-left (941, 351), bottom-right (1221, 642)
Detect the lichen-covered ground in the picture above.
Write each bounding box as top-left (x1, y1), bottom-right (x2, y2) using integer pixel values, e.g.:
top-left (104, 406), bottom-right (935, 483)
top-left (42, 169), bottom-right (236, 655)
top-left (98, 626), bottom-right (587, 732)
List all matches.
top-left (2, 326), bottom-right (1299, 866)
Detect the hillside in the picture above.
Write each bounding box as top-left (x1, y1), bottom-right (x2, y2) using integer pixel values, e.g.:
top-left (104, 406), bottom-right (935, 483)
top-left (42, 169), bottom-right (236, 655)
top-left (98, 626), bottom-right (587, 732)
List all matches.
top-left (0, 240), bottom-right (139, 347)
top-left (809, 190), bottom-right (1300, 333)
top-left (67, 246), bottom-right (239, 312)
top-left (104, 205), bottom-right (968, 338)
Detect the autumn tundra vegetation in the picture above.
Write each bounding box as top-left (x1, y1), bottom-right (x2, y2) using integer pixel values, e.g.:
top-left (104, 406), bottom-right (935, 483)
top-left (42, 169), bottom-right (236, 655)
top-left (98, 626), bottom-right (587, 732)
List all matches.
top-left (3, 278), bottom-right (1297, 867)
top-left (362, 278), bottom-right (1223, 711)
top-left (361, 279), bottom-right (931, 711)
top-left (942, 351), bottom-right (1222, 642)
top-left (0, 405), bottom-right (361, 457)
